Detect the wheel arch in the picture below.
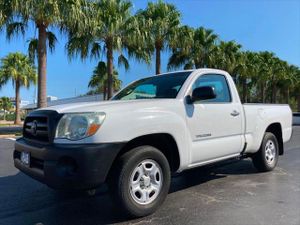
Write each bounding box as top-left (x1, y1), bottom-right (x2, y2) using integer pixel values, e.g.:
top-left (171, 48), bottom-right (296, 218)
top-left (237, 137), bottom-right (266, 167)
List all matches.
top-left (108, 133), bottom-right (181, 179)
top-left (265, 123), bottom-right (283, 155)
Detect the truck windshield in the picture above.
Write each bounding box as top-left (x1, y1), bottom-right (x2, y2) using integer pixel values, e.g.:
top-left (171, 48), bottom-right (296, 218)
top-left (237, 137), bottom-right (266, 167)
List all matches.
top-left (112, 72), bottom-right (192, 100)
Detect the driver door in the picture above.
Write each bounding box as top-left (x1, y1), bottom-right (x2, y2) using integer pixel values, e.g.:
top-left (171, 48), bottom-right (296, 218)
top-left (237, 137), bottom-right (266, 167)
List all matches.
top-left (185, 74), bottom-right (244, 164)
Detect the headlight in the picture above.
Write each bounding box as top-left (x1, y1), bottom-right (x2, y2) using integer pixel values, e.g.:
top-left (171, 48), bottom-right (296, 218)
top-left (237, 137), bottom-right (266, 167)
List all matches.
top-left (55, 112), bottom-right (106, 141)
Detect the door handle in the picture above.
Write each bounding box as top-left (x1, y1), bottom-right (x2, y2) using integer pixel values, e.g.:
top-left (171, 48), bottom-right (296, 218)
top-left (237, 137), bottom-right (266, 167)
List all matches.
top-left (231, 110), bottom-right (240, 117)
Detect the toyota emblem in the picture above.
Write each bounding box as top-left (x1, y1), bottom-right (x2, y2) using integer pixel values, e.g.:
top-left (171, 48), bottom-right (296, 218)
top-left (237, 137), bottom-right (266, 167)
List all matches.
top-left (31, 120), bottom-right (38, 136)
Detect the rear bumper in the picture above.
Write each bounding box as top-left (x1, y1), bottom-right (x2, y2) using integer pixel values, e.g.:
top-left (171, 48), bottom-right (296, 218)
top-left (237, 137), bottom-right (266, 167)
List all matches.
top-left (14, 138), bottom-right (125, 190)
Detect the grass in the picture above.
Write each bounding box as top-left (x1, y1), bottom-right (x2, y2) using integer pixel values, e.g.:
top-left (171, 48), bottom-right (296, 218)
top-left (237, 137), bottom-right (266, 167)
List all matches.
top-left (0, 121), bottom-right (23, 127)
top-left (0, 124), bottom-right (15, 127)
top-left (0, 133), bottom-right (22, 139)
top-left (0, 124), bottom-right (23, 128)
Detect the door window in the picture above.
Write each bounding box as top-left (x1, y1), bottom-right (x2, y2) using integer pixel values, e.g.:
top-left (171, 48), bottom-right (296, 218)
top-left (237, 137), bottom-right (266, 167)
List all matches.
top-left (192, 74), bottom-right (231, 103)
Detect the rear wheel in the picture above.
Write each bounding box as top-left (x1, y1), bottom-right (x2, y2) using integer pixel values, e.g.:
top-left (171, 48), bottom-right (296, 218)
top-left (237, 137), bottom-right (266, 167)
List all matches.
top-left (252, 132), bottom-right (279, 172)
top-left (109, 146), bottom-right (171, 217)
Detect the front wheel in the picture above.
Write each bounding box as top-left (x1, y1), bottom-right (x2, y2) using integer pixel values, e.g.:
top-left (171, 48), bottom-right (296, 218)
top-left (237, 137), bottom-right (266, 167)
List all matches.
top-left (109, 146), bottom-right (171, 217)
top-left (252, 132), bottom-right (279, 172)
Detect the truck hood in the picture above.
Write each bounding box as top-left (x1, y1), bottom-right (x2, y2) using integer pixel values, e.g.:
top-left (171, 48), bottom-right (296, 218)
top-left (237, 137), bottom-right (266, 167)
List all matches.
top-left (38, 99), bottom-right (180, 114)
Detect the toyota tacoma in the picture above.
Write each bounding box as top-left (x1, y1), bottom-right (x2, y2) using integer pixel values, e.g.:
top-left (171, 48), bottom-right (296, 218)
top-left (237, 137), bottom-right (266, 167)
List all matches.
top-left (14, 69), bottom-right (293, 217)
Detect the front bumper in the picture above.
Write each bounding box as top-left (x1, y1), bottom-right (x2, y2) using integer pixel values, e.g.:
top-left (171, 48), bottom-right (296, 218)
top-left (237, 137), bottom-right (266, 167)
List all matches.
top-left (14, 138), bottom-right (125, 190)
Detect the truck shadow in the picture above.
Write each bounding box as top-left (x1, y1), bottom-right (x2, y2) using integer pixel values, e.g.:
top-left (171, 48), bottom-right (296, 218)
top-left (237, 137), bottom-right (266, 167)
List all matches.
top-left (0, 158), bottom-right (258, 225)
top-left (170, 158), bottom-right (257, 193)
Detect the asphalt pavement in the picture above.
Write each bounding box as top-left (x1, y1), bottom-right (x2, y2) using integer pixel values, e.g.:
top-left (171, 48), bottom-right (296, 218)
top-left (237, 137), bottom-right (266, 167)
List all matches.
top-left (0, 128), bottom-right (300, 225)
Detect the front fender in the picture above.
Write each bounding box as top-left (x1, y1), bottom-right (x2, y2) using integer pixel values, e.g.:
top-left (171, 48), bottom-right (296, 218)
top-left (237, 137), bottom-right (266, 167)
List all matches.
top-left (94, 106), bottom-right (190, 170)
top-left (52, 100), bottom-right (191, 170)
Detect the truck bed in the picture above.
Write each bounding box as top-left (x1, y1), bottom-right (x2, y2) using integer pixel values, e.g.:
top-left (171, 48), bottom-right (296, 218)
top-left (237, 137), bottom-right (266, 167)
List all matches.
top-left (243, 104), bottom-right (293, 153)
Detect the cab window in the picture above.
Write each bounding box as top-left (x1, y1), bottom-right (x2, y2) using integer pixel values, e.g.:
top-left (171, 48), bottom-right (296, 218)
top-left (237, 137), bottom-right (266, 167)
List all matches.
top-left (192, 74), bottom-right (231, 103)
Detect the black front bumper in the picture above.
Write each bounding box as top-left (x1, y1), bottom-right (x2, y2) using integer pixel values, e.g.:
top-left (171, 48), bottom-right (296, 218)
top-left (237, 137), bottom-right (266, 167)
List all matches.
top-left (14, 138), bottom-right (125, 190)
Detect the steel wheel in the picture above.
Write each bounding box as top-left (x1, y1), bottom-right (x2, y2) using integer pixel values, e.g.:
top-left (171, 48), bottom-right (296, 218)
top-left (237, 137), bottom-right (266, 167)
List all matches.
top-left (129, 159), bottom-right (163, 205)
top-left (252, 132), bottom-right (279, 172)
top-left (265, 140), bottom-right (276, 165)
top-left (109, 146), bottom-right (171, 217)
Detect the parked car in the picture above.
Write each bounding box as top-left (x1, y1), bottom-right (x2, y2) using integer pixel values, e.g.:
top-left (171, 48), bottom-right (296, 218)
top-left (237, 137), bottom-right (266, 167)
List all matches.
top-left (14, 69), bottom-right (292, 217)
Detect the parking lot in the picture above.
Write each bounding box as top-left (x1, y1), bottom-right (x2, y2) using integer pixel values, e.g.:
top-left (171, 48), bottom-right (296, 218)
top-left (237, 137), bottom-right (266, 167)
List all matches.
top-left (0, 128), bottom-right (300, 225)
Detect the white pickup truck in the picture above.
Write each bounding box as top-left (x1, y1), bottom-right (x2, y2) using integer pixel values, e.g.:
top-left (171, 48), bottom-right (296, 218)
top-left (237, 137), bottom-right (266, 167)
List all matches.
top-left (14, 69), bottom-right (292, 217)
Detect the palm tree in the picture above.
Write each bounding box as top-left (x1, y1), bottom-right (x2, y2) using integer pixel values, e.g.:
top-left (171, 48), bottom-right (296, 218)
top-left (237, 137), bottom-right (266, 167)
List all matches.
top-left (67, 0), bottom-right (149, 99)
top-left (168, 26), bottom-right (218, 70)
top-left (137, 0), bottom-right (181, 74)
top-left (255, 52), bottom-right (289, 103)
top-left (88, 61), bottom-right (121, 100)
top-left (0, 97), bottom-right (13, 121)
top-left (0, 0), bottom-right (12, 25)
top-left (294, 68), bottom-right (300, 111)
top-left (280, 65), bottom-right (299, 104)
top-left (270, 58), bottom-right (289, 103)
top-left (0, 52), bottom-right (37, 124)
top-left (213, 41), bottom-right (242, 76)
top-left (167, 25), bottom-right (195, 70)
top-left (235, 51), bottom-right (260, 103)
top-left (0, 0), bottom-right (13, 48)
top-left (0, 1), bottom-right (5, 28)
top-left (254, 51), bottom-right (275, 103)
top-left (5, 0), bottom-right (85, 108)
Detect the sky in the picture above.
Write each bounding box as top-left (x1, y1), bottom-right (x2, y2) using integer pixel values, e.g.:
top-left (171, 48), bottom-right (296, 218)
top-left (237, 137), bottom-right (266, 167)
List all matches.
top-left (0, 0), bottom-right (299, 103)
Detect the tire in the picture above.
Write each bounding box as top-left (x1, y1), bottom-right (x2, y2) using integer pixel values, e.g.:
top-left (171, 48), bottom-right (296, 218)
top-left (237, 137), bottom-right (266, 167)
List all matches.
top-left (252, 132), bottom-right (279, 172)
top-left (109, 146), bottom-right (171, 217)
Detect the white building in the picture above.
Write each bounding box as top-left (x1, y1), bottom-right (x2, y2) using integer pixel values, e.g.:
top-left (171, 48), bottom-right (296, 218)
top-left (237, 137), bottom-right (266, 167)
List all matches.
top-left (47, 96), bottom-right (58, 102)
top-left (9, 97), bottom-right (30, 109)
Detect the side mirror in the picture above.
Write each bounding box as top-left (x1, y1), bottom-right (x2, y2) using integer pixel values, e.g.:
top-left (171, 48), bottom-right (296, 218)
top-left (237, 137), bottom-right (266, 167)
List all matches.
top-left (188, 86), bottom-right (216, 103)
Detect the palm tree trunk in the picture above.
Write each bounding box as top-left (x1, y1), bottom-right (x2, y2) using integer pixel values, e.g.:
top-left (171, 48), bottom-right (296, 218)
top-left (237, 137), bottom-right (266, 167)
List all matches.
top-left (37, 24), bottom-right (48, 108)
top-left (242, 78), bottom-right (247, 103)
top-left (282, 87), bottom-right (289, 104)
top-left (155, 47), bottom-right (161, 75)
top-left (297, 94), bottom-right (300, 112)
top-left (260, 83), bottom-right (265, 103)
top-left (106, 40), bottom-right (114, 99)
top-left (15, 80), bottom-right (21, 125)
top-left (271, 82), bottom-right (277, 103)
top-left (103, 84), bottom-right (107, 100)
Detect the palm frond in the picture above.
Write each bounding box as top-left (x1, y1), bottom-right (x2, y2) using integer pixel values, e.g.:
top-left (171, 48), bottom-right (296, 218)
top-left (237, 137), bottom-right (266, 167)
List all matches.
top-left (90, 42), bottom-right (102, 59)
top-left (167, 50), bottom-right (189, 70)
top-left (47, 31), bottom-right (58, 53)
top-left (118, 54), bottom-right (129, 71)
top-left (27, 38), bottom-right (38, 63)
top-left (66, 35), bottom-right (94, 61)
top-left (6, 22), bottom-right (26, 40)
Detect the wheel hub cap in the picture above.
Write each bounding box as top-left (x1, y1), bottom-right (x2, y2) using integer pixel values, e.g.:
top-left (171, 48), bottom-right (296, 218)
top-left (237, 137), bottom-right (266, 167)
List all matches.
top-left (142, 175), bottom-right (151, 187)
top-left (265, 140), bottom-right (276, 165)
